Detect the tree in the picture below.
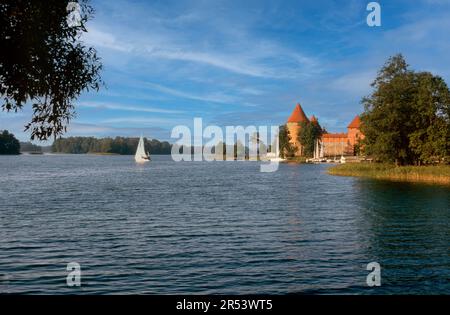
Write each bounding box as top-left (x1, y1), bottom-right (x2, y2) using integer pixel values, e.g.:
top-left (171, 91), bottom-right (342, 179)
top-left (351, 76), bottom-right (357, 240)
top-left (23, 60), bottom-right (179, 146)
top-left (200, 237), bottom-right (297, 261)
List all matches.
top-left (250, 132), bottom-right (267, 159)
top-left (361, 55), bottom-right (414, 165)
top-left (361, 54), bottom-right (450, 165)
top-left (408, 72), bottom-right (450, 164)
top-left (51, 136), bottom-right (172, 154)
top-left (278, 124), bottom-right (295, 158)
top-left (0, 0), bottom-right (102, 140)
top-left (214, 141), bottom-right (226, 158)
top-left (20, 141), bottom-right (42, 153)
top-left (298, 121), bottom-right (323, 157)
top-left (234, 140), bottom-right (245, 159)
top-left (0, 130), bottom-right (20, 154)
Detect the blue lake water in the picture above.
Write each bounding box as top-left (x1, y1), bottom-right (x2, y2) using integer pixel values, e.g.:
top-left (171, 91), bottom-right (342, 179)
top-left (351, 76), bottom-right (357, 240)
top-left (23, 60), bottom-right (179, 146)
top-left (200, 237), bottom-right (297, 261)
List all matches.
top-left (0, 155), bottom-right (449, 294)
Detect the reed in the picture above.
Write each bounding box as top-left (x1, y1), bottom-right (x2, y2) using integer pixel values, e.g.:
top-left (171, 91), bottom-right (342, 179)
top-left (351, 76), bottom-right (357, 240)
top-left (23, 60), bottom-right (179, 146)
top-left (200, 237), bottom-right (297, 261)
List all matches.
top-left (328, 163), bottom-right (450, 185)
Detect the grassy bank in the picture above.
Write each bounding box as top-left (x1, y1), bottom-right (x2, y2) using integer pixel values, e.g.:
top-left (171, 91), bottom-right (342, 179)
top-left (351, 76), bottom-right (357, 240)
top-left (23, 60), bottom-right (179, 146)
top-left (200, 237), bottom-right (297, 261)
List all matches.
top-left (328, 163), bottom-right (450, 185)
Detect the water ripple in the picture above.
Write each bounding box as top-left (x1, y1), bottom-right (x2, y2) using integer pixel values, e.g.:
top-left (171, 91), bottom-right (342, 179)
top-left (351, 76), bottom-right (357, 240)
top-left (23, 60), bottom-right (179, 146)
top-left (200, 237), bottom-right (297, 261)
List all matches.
top-left (1, 155), bottom-right (449, 294)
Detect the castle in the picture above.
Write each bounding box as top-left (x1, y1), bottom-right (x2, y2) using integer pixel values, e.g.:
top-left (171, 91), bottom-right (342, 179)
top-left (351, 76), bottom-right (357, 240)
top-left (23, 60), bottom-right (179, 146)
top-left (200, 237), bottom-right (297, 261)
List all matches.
top-left (286, 103), bottom-right (364, 157)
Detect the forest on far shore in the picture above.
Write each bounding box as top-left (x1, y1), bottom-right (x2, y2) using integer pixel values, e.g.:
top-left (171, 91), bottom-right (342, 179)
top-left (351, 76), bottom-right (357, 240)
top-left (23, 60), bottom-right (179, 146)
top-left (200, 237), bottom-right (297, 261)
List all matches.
top-left (52, 137), bottom-right (172, 155)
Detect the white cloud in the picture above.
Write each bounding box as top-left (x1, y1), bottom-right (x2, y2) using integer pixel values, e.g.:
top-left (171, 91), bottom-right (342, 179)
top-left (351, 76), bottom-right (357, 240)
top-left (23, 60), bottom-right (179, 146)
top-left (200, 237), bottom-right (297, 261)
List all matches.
top-left (144, 82), bottom-right (238, 104)
top-left (67, 123), bottom-right (115, 134)
top-left (83, 22), bottom-right (320, 79)
top-left (65, 122), bottom-right (172, 140)
top-left (147, 48), bottom-right (276, 78)
top-left (100, 117), bottom-right (180, 125)
top-left (82, 28), bottom-right (133, 53)
top-left (77, 101), bottom-right (184, 114)
top-left (329, 71), bottom-right (375, 97)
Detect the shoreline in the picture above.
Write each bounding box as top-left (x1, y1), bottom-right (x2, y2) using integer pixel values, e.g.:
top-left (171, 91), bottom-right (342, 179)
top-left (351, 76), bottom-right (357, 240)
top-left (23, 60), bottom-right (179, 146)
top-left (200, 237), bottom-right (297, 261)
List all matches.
top-left (328, 163), bottom-right (450, 186)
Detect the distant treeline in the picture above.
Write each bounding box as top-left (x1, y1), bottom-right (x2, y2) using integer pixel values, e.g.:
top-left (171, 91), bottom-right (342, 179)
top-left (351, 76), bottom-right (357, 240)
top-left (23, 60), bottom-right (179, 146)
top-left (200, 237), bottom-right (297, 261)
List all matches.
top-left (20, 142), bottom-right (43, 152)
top-left (52, 137), bottom-right (172, 155)
top-left (51, 136), bottom-right (272, 158)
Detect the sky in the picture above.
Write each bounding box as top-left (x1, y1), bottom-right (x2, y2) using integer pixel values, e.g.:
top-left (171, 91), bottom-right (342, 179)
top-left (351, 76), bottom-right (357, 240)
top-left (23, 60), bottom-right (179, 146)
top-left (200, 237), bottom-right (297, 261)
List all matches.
top-left (2, 0), bottom-right (450, 143)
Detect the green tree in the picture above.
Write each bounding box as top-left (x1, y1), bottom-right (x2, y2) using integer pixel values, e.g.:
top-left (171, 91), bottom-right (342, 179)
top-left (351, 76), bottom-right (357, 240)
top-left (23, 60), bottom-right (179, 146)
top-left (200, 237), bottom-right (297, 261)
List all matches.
top-left (250, 132), bottom-right (267, 159)
top-left (234, 140), bottom-right (246, 159)
top-left (408, 72), bottom-right (450, 164)
top-left (298, 121), bottom-right (322, 157)
top-left (0, 0), bottom-right (102, 140)
top-left (361, 54), bottom-right (450, 165)
top-left (20, 142), bottom-right (42, 153)
top-left (51, 136), bottom-right (172, 155)
top-left (0, 130), bottom-right (20, 154)
top-left (278, 124), bottom-right (295, 158)
top-left (214, 141), bottom-right (226, 158)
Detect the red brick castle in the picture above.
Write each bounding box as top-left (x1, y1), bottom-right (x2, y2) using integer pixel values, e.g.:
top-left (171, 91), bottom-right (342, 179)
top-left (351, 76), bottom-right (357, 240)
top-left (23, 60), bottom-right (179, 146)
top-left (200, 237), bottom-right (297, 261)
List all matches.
top-left (286, 103), bottom-right (364, 157)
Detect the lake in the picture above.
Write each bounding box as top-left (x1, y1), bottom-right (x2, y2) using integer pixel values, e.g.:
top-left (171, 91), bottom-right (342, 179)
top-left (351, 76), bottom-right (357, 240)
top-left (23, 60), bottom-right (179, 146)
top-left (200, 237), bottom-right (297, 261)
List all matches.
top-left (0, 155), bottom-right (449, 294)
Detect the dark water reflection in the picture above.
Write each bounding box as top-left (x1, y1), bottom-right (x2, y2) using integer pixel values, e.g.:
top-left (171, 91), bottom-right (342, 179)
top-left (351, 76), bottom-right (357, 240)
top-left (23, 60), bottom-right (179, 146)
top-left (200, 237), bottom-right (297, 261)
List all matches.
top-left (354, 180), bottom-right (450, 294)
top-left (0, 155), bottom-right (449, 294)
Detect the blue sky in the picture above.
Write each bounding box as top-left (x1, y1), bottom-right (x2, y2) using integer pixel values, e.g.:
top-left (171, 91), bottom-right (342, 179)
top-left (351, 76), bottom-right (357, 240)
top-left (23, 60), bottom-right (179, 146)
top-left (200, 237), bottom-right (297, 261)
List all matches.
top-left (3, 0), bottom-right (450, 142)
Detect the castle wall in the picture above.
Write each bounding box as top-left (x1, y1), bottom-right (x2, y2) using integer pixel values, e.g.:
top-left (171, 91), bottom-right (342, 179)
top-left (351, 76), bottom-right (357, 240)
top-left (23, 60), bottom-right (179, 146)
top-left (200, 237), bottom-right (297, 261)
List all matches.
top-left (322, 136), bottom-right (350, 156)
top-left (287, 122), bottom-right (303, 156)
top-left (347, 127), bottom-right (364, 146)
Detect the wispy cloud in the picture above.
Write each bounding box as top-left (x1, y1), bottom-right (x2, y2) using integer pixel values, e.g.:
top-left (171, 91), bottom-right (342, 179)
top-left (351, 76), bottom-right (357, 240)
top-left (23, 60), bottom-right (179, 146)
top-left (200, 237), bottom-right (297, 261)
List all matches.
top-left (329, 71), bottom-right (375, 97)
top-left (78, 101), bottom-right (184, 114)
top-left (84, 28), bottom-right (131, 52)
top-left (146, 48), bottom-right (282, 78)
top-left (144, 82), bottom-right (239, 104)
top-left (67, 122), bottom-right (115, 134)
top-left (83, 19), bottom-right (320, 79)
top-left (66, 122), bottom-right (171, 140)
top-left (100, 117), bottom-right (182, 125)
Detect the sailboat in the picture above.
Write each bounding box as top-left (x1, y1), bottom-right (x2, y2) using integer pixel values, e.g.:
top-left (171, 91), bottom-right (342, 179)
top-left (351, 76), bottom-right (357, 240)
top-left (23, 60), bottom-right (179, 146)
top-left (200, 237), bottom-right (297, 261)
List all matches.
top-left (340, 142), bottom-right (346, 164)
top-left (314, 138), bottom-right (319, 160)
top-left (310, 138), bottom-right (326, 163)
top-left (267, 136), bottom-right (285, 162)
top-left (135, 135), bottom-right (151, 163)
top-left (319, 140), bottom-right (325, 160)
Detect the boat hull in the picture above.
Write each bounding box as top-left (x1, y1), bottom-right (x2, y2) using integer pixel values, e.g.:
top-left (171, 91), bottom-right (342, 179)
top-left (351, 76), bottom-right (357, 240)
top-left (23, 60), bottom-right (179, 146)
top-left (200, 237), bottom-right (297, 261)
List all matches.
top-left (135, 156), bottom-right (150, 163)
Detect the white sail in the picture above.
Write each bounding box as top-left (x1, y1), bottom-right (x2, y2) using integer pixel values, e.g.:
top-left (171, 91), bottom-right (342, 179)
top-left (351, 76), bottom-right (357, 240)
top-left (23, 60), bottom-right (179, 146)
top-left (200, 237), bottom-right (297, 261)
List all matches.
top-left (313, 138), bottom-right (319, 159)
top-left (135, 135), bottom-right (150, 163)
top-left (267, 133), bottom-right (285, 162)
top-left (319, 140), bottom-right (324, 158)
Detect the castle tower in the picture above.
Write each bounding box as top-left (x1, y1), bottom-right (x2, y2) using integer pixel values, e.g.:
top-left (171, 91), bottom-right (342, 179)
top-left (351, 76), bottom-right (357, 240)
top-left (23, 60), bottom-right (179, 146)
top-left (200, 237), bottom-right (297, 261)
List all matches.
top-left (286, 103), bottom-right (309, 156)
top-left (347, 115), bottom-right (363, 146)
top-left (309, 115), bottom-right (318, 124)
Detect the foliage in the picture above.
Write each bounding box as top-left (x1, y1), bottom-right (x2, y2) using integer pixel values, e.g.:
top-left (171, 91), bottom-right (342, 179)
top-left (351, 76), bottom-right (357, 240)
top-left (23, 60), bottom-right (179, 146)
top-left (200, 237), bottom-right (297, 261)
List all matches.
top-left (361, 54), bottom-right (450, 165)
top-left (250, 132), bottom-right (267, 158)
top-left (297, 121), bottom-right (323, 157)
top-left (0, 130), bottom-right (20, 154)
top-left (52, 136), bottom-right (172, 155)
top-left (214, 141), bottom-right (226, 156)
top-left (278, 124), bottom-right (295, 158)
top-left (0, 0), bottom-right (102, 140)
top-left (234, 140), bottom-right (246, 159)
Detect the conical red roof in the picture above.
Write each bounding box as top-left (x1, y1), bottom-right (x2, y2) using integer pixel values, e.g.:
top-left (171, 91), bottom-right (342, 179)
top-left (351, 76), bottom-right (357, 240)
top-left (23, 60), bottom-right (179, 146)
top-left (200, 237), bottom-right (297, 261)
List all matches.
top-left (287, 103), bottom-right (309, 123)
top-left (347, 115), bottom-right (361, 128)
top-left (310, 115), bottom-right (318, 123)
